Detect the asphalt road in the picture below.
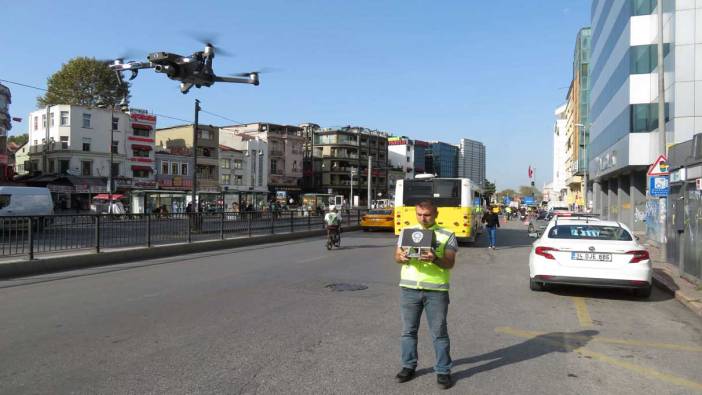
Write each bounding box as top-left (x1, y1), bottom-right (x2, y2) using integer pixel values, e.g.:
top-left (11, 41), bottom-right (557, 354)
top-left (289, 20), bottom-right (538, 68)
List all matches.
top-left (0, 221), bottom-right (701, 394)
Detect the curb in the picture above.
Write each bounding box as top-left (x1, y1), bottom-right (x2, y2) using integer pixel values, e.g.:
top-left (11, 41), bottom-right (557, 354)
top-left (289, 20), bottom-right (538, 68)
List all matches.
top-left (0, 225), bottom-right (360, 280)
top-left (651, 268), bottom-right (702, 318)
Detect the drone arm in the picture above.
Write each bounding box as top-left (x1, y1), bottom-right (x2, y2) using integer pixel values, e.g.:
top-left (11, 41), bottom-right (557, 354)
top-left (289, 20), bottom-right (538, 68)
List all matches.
top-left (109, 61), bottom-right (155, 72)
top-left (214, 75), bottom-right (259, 86)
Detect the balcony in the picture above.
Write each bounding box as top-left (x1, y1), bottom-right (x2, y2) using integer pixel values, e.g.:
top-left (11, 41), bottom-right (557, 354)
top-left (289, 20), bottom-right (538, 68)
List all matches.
top-left (270, 149), bottom-right (284, 157)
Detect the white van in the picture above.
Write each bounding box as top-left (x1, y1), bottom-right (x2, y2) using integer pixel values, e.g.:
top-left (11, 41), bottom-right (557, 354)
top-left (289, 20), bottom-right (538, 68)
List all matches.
top-left (0, 186), bottom-right (55, 217)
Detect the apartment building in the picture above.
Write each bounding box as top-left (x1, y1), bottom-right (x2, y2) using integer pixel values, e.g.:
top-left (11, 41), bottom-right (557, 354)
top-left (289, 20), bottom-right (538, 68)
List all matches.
top-left (0, 83), bottom-right (11, 181)
top-left (302, 125), bottom-right (388, 205)
top-left (219, 129), bottom-right (269, 209)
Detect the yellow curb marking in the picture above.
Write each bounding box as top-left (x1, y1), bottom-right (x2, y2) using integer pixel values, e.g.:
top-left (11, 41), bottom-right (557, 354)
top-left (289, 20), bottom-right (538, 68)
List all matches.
top-left (572, 297), bottom-right (593, 327)
top-left (495, 327), bottom-right (702, 353)
top-left (496, 327), bottom-right (702, 392)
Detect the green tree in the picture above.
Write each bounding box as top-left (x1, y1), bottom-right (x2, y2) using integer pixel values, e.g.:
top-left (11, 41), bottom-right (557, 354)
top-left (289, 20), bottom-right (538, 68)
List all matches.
top-left (8, 133), bottom-right (28, 146)
top-left (37, 57), bottom-right (130, 108)
top-left (518, 185), bottom-right (543, 201)
top-left (497, 188), bottom-right (517, 200)
top-left (483, 180), bottom-right (496, 202)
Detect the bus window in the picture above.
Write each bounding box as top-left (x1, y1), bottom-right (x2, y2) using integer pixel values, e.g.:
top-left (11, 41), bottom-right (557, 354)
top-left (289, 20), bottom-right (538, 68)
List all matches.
top-left (402, 181), bottom-right (433, 205)
top-left (432, 179), bottom-right (461, 206)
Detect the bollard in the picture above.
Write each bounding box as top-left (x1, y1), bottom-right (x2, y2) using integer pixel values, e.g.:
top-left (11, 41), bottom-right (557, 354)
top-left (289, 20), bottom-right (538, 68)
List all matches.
top-left (248, 212), bottom-right (252, 237)
top-left (290, 210), bottom-right (294, 233)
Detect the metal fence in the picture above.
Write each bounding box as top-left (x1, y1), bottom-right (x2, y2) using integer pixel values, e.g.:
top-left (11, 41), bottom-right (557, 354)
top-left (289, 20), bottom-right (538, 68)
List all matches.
top-left (0, 209), bottom-right (367, 260)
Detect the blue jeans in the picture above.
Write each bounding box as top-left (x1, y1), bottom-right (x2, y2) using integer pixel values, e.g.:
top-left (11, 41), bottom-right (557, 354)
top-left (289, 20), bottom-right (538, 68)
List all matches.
top-left (400, 287), bottom-right (452, 374)
top-left (487, 226), bottom-right (497, 247)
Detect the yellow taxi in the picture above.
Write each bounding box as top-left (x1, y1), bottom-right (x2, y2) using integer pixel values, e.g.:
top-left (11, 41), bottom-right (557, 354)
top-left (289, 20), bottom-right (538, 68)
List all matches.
top-left (361, 208), bottom-right (395, 231)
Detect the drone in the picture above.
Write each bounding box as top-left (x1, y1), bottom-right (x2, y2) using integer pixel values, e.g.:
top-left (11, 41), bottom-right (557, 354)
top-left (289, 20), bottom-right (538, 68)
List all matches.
top-left (107, 43), bottom-right (260, 94)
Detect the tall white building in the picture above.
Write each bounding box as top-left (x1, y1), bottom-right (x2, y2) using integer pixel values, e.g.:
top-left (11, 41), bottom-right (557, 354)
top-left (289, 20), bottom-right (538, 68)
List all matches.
top-left (588, 0), bottom-right (702, 231)
top-left (551, 104), bottom-right (568, 202)
top-left (219, 129), bottom-right (269, 207)
top-left (457, 138), bottom-right (485, 186)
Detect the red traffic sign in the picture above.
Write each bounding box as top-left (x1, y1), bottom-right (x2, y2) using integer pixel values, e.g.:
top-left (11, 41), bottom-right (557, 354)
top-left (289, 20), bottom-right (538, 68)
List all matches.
top-left (648, 155), bottom-right (669, 176)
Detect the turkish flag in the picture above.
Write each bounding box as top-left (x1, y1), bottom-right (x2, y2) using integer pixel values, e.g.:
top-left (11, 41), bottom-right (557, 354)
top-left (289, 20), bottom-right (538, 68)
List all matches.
top-left (528, 166), bottom-right (533, 179)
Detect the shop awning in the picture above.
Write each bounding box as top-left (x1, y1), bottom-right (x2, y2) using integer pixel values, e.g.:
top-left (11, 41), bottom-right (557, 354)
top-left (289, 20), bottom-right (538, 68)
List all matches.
top-left (131, 144), bottom-right (153, 151)
top-left (131, 165), bottom-right (154, 172)
top-left (93, 194), bottom-right (125, 200)
top-left (131, 123), bottom-right (153, 131)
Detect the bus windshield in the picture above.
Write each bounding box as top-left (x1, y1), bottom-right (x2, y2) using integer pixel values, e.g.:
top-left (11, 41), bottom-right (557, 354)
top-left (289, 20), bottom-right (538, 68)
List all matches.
top-left (402, 179), bottom-right (461, 206)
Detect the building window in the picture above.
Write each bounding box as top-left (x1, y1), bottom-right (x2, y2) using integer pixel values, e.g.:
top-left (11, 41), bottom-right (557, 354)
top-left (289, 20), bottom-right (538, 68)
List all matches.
top-left (49, 160), bottom-right (55, 174)
top-left (59, 160), bottom-right (70, 174)
top-left (161, 162), bottom-right (169, 175)
top-left (292, 160), bottom-right (297, 171)
top-left (235, 175), bottom-right (243, 185)
top-left (60, 136), bottom-right (68, 149)
top-left (233, 159), bottom-right (242, 169)
top-left (133, 128), bottom-right (149, 137)
top-left (171, 162), bottom-right (179, 175)
top-left (200, 147), bottom-right (212, 157)
top-left (111, 163), bottom-right (120, 177)
top-left (60, 111), bottom-right (69, 126)
top-left (81, 161), bottom-right (92, 176)
top-left (42, 114), bottom-right (46, 128)
top-left (630, 44), bottom-right (670, 74)
top-left (33, 116), bottom-right (38, 131)
top-left (221, 159), bottom-right (231, 169)
top-left (271, 159), bottom-right (277, 174)
top-left (112, 117), bottom-right (119, 131)
top-left (221, 174), bottom-right (231, 184)
top-left (133, 169), bottom-right (150, 178)
top-left (82, 142), bottom-right (91, 152)
top-left (630, 103), bottom-right (669, 133)
top-left (112, 141), bottom-right (118, 154)
top-left (82, 113), bottom-right (91, 128)
top-left (132, 149), bottom-right (149, 157)
top-left (50, 113), bottom-right (55, 127)
top-left (33, 140), bottom-right (38, 146)
top-left (181, 163), bottom-right (188, 176)
top-left (632, 0), bottom-right (656, 16)
top-left (199, 129), bottom-right (211, 140)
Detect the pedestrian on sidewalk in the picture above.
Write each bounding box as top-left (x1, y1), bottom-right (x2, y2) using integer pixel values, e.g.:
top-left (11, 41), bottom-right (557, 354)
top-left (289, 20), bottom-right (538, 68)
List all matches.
top-left (394, 199), bottom-right (457, 390)
top-left (482, 205), bottom-right (500, 249)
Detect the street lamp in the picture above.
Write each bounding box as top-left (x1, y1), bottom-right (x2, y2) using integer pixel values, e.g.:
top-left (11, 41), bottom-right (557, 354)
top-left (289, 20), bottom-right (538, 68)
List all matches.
top-left (97, 97), bottom-right (128, 214)
top-left (350, 167), bottom-right (356, 209)
top-left (576, 123), bottom-right (589, 211)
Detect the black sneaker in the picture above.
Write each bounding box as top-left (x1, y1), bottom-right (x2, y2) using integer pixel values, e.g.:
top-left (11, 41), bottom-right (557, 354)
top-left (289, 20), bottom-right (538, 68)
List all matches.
top-left (437, 373), bottom-right (453, 389)
top-left (395, 368), bottom-right (415, 383)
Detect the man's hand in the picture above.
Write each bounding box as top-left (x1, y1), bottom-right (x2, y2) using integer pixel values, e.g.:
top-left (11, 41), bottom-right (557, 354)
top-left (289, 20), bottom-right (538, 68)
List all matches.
top-left (420, 249), bottom-right (436, 262)
top-left (395, 247), bottom-right (410, 264)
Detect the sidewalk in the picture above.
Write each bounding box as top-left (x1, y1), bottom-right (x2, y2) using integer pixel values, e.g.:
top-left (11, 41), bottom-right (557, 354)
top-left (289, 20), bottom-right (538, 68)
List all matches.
top-left (642, 238), bottom-right (702, 318)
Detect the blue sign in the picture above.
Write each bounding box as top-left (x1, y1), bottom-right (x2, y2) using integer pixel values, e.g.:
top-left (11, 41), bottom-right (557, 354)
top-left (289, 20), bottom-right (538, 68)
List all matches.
top-left (503, 196), bottom-right (511, 205)
top-left (649, 176), bottom-right (669, 197)
top-left (522, 196), bottom-right (535, 205)
top-left (473, 197), bottom-right (482, 207)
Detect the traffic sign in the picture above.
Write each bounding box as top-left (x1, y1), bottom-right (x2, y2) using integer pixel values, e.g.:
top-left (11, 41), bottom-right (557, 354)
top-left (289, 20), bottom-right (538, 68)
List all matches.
top-left (649, 175), bottom-right (669, 197)
top-left (647, 155), bottom-right (669, 176)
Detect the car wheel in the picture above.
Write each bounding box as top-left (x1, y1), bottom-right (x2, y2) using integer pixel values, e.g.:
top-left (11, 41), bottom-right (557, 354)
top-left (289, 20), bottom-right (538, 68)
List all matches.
top-left (529, 278), bottom-right (544, 291)
top-left (634, 285), bottom-right (652, 298)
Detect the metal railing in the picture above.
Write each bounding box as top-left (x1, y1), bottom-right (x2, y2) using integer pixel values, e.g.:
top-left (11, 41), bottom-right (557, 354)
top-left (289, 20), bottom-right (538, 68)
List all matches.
top-left (0, 209), bottom-right (367, 260)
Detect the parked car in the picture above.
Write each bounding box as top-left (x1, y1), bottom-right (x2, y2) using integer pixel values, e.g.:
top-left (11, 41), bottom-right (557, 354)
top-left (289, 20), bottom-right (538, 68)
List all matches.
top-left (0, 186), bottom-right (54, 217)
top-left (360, 209), bottom-right (394, 231)
top-left (528, 215), bottom-right (652, 297)
top-left (0, 186), bottom-right (55, 231)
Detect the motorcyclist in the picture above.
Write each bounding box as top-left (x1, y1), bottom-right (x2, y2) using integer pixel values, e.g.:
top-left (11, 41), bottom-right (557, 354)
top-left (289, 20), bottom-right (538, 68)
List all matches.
top-left (324, 205), bottom-right (342, 242)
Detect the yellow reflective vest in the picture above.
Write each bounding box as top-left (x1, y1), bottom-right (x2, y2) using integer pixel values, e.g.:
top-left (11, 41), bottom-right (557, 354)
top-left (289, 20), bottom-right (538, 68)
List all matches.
top-left (399, 223), bottom-right (454, 291)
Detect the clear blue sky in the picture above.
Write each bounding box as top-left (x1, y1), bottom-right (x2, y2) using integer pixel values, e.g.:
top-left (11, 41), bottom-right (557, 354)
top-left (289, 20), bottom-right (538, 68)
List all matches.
top-left (1, 0), bottom-right (591, 190)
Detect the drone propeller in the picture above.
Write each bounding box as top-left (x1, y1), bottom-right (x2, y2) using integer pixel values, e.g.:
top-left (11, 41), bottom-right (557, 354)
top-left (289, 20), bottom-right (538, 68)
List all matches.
top-left (97, 49), bottom-right (144, 65)
top-left (185, 31), bottom-right (234, 57)
top-left (228, 67), bottom-right (280, 77)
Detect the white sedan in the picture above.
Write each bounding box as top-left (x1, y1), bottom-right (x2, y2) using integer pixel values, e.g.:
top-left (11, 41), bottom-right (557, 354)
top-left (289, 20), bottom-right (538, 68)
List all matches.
top-left (528, 216), bottom-right (652, 298)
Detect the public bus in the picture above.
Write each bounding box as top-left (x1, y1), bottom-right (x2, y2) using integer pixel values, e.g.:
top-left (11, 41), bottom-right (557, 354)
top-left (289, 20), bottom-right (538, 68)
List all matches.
top-left (394, 176), bottom-right (484, 242)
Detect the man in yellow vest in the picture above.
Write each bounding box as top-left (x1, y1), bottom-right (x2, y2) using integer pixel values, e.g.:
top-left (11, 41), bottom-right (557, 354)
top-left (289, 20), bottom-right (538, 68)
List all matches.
top-left (394, 199), bottom-right (457, 390)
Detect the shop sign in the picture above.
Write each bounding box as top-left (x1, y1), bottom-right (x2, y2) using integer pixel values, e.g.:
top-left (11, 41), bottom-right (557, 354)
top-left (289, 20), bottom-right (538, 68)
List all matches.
top-left (134, 180), bottom-right (156, 188)
top-left (669, 168), bottom-right (685, 183)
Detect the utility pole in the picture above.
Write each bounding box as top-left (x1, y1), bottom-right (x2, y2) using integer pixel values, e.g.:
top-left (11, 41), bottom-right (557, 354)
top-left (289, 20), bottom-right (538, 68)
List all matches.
top-left (657, 1), bottom-right (667, 260)
top-left (108, 104), bottom-right (114, 214)
top-left (350, 167), bottom-right (355, 209)
top-left (367, 155), bottom-right (372, 209)
top-left (192, 99), bottom-right (201, 212)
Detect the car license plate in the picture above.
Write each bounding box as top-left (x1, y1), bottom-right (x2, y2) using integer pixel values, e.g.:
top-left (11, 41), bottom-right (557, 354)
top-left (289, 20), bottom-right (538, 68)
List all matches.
top-left (571, 252), bottom-right (612, 262)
